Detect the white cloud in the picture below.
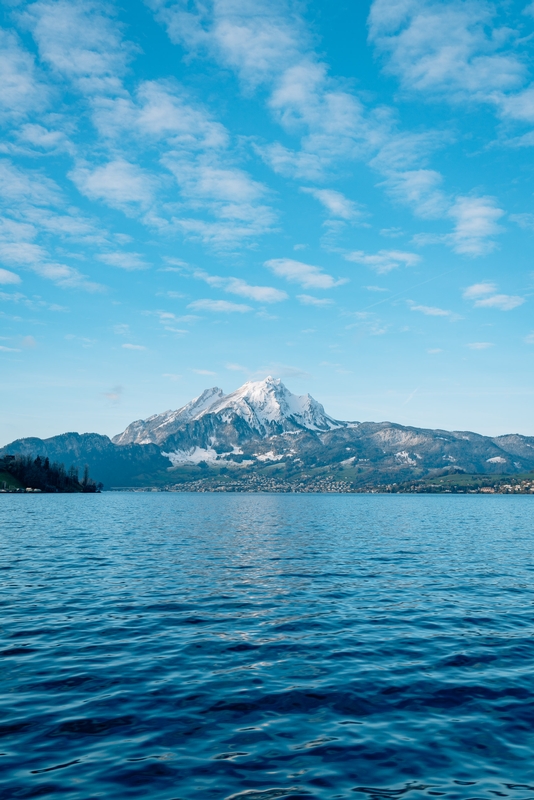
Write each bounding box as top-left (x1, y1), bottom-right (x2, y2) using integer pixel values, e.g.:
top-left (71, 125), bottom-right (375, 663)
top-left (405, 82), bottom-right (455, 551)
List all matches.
top-left (379, 168), bottom-right (447, 219)
top-left (22, 0), bottom-right (134, 94)
top-left (224, 278), bottom-right (287, 303)
top-left (193, 270), bottom-right (287, 303)
top-left (122, 343), bottom-right (147, 351)
top-left (169, 160), bottom-right (266, 204)
top-left (301, 187), bottom-right (362, 221)
top-left (188, 299), bottom-right (252, 313)
top-left (0, 217), bottom-right (103, 292)
top-left (162, 157), bottom-right (276, 248)
top-left (474, 294), bottom-right (524, 311)
top-left (0, 268), bottom-right (21, 285)
top-left (510, 213), bottom-right (534, 231)
top-left (93, 79), bottom-right (228, 147)
top-left (0, 160), bottom-right (61, 207)
top-left (265, 258), bottom-right (345, 289)
top-left (90, 76), bottom-right (275, 249)
top-left (346, 249), bottom-right (420, 274)
top-left (408, 301), bottom-right (459, 319)
top-left (463, 282), bottom-right (525, 310)
top-left (149, 0), bottom-right (308, 89)
top-left (0, 241), bottom-right (47, 265)
top-left (467, 342), bottom-right (494, 349)
top-left (0, 30), bottom-right (48, 121)
top-left (297, 294), bottom-right (334, 306)
top-left (167, 214), bottom-right (275, 249)
top-left (70, 159), bottom-right (155, 213)
top-left (462, 282), bottom-right (497, 299)
top-left (98, 252), bottom-right (150, 270)
top-left (151, 0), bottom-right (376, 183)
top-left (90, 78), bottom-right (275, 249)
top-left (448, 196), bottom-right (504, 256)
top-left (31, 261), bottom-right (103, 292)
top-left (17, 123), bottom-right (71, 154)
top-left (147, 0), bottom-right (512, 264)
top-left (368, 0), bottom-right (524, 102)
top-left (192, 368), bottom-right (217, 375)
top-left (368, 0), bottom-right (534, 128)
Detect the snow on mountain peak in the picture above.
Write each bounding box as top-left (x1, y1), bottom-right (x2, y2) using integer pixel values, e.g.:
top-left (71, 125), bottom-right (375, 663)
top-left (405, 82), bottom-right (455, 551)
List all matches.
top-left (112, 386), bottom-right (225, 445)
top-left (112, 377), bottom-right (342, 445)
top-left (194, 376), bottom-right (341, 433)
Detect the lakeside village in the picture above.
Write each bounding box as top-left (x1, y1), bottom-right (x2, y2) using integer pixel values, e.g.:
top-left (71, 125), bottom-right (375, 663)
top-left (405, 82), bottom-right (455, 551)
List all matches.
top-left (112, 472), bottom-right (534, 494)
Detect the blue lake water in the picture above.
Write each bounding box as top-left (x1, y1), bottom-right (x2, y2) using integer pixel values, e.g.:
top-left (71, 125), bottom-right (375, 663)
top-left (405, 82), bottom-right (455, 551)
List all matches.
top-left (1, 493), bottom-right (533, 799)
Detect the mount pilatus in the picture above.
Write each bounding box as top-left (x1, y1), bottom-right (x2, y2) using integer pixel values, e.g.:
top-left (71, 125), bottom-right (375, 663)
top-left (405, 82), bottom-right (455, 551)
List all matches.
top-left (113, 377), bottom-right (341, 447)
top-left (2, 377), bottom-right (534, 489)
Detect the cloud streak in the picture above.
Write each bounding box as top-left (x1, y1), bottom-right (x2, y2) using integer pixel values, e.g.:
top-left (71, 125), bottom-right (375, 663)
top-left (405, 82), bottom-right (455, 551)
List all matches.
top-left (265, 258), bottom-right (345, 289)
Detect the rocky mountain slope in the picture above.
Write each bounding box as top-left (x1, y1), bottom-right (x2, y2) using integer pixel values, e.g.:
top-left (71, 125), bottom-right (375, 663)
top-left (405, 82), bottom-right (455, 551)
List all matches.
top-left (113, 377), bottom-right (341, 445)
top-left (2, 377), bottom-right (534, 489)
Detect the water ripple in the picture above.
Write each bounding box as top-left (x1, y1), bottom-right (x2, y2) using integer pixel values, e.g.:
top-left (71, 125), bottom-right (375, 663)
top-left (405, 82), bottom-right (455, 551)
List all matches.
top-left (0, 493), bottom-right (533, 799)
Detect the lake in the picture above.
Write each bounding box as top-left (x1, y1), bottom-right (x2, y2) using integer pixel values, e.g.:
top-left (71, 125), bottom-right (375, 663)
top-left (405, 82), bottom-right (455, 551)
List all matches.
top-left (1, 493), bottom-right (533, 799)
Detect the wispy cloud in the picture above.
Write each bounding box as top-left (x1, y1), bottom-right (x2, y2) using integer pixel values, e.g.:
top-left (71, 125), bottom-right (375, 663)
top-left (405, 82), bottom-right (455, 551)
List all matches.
top-left (103, 385), bottom-right (123, 403)
top-left (368, 0), bottom-right (524, 106)
top-left (265, 258), bottom-right (345, 289)
top-left (408, 301), bottom-right (460, 320)
top-left (448, 196), bottom-right (504, 256)
top-left (188, 299), bottom-right (252, 313)
top-left (467, 342), bottom-right (494, 350)
top-left (192, 269), bottom-right (287, 303)
top-left (122, 343), bottom-right (147, 351)
top-left (463, 282), bottom-right (524, 310)
top-left (70, 159), bottom-right (155, 214)
top-left (462, 282), bottom-right (497, 300)
top-left (98, 252), bottom-right (150, 270)
top-left (297, 294), bottom-right (334, 306)
top-left (0, 29), bottom-right (49, 121)
top-left (346, 249), bottom-right (420, 274)
top-left (301, 187), bottom-right (363, 222)
top-left (148, 0), bottom-right (508, 257)
top-left (0, 268), bottom-right (21, 285)
top-left (473, 294), bottom-right (524, 311)
top-left (21, 0), bottom-right (135, 94)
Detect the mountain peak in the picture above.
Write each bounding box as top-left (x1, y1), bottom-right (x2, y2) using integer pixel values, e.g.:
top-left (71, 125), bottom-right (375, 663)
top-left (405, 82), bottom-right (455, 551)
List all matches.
top-left (113, 377), bottom-right (343, 446)
top-left (185, 376), bottom-right (341, 435)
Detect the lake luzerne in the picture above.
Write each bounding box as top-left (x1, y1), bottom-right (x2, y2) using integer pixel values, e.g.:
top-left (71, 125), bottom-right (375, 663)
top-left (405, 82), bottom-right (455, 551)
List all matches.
top-left (1, 493), bottom-right (533, 799)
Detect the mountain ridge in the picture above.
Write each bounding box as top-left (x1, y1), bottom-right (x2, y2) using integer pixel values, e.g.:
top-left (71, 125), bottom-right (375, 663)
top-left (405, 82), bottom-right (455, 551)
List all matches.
top-left (2, 377), bottom-right (534, 489)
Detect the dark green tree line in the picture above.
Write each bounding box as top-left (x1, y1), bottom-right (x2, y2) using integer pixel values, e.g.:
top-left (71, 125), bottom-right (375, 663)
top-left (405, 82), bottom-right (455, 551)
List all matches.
top-left (0, 455), bottom-right (102, 493)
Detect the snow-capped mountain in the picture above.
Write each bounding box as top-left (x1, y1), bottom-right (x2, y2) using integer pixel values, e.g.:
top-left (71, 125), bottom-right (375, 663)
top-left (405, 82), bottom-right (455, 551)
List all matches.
top-left (113, 377), bottom-right (343, 446)
top-left (112, 387), bottom-right (225, 445)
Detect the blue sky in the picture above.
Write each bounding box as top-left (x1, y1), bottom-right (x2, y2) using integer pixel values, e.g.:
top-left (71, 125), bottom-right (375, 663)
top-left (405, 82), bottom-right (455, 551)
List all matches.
top-left (1, 0), bottom-right (534, 444)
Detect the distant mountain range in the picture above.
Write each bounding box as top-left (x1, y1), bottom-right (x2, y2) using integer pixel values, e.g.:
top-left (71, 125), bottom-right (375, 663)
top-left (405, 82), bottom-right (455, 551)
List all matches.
top-left (2, 376), bottom-right (534, 490)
